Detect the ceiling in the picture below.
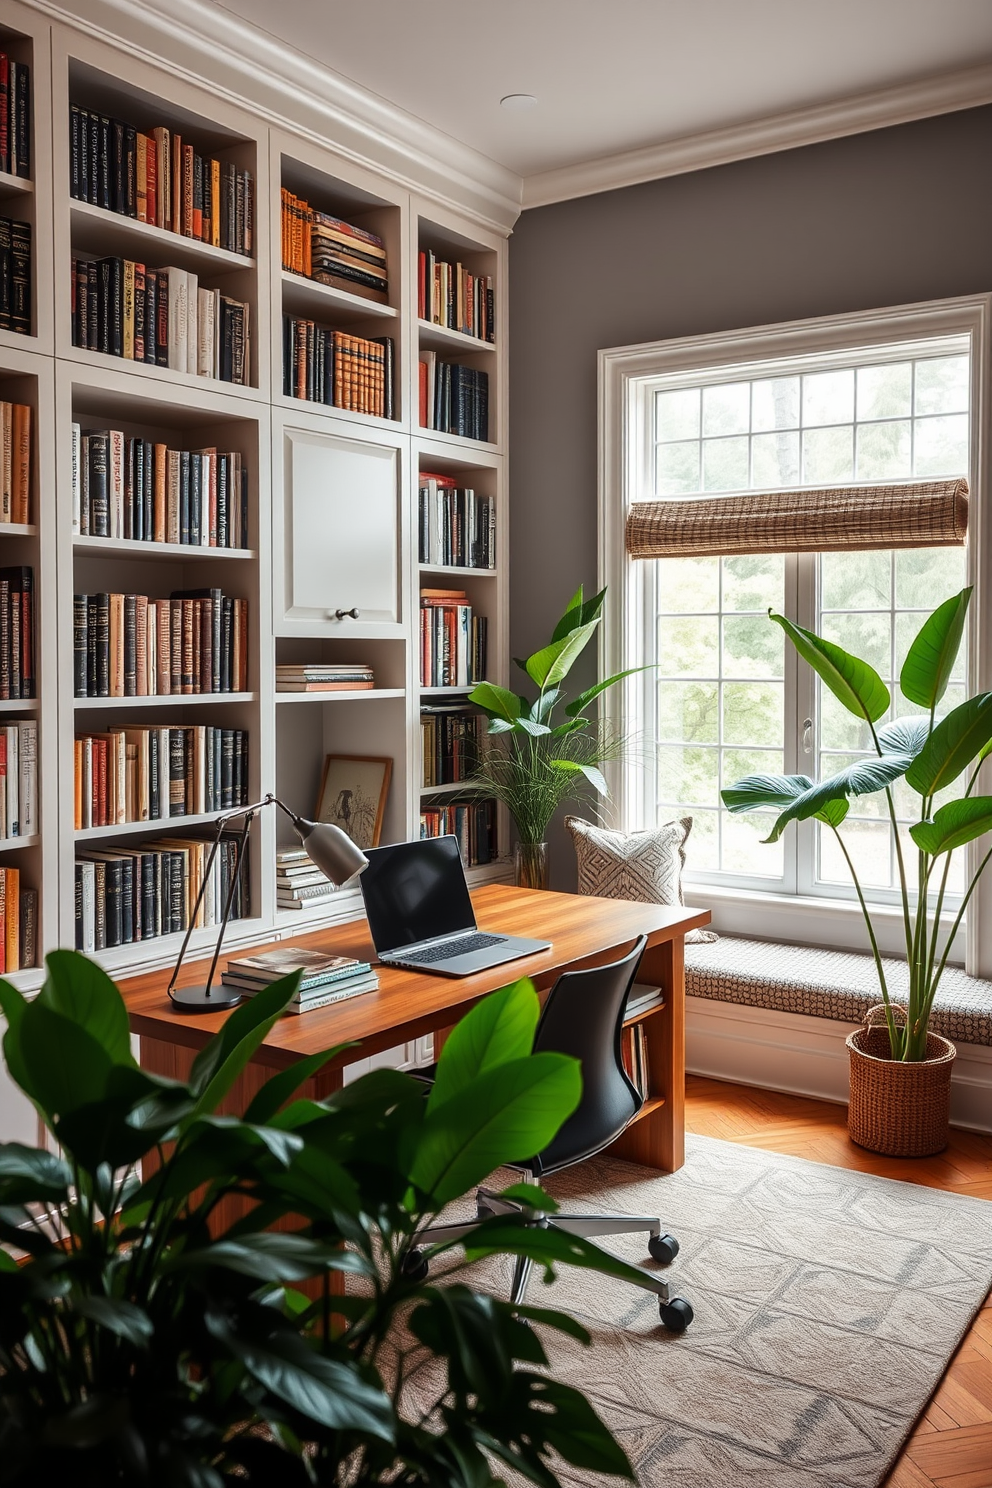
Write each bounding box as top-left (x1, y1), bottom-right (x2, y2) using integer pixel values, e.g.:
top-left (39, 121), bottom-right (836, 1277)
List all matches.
top-left (210, 0), bottom-right (992, 181)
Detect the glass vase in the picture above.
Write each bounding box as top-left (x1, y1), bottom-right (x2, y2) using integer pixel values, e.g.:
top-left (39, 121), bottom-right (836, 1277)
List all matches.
top-left (514, 841), bottom-right (549, 891)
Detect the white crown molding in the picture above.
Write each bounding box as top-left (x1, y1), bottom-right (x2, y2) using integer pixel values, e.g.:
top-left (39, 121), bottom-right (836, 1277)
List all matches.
top-left (25, 0), bottom-right (524, 232)
top-left (522, 60), bottom-right (992, 210)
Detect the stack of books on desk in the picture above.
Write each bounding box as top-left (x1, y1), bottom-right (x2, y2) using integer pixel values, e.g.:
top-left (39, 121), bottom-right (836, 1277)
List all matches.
top-left (276, 846), bottom-right (336, 910)
top-left (275, 663), bottom-right (374, 693)
top-left (221, 946), bottom-right (378, 1014)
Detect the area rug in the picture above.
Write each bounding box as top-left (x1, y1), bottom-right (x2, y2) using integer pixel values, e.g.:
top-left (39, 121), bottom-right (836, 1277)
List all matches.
top-left (412, 1134), bottom-right (992, 1488)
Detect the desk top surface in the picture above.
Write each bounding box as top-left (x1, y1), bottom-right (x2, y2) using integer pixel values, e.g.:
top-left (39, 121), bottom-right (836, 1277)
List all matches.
top-left (121, 884), bottom-right (710, 1067)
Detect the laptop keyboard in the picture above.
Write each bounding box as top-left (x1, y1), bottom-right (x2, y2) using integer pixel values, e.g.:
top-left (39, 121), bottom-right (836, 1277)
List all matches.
top-left (397, 932), bottom-right (507, 964)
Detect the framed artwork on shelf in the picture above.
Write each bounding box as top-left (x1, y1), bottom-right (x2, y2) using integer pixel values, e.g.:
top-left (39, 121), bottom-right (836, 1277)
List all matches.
top-left (316, 754), bottom-right (392, 849)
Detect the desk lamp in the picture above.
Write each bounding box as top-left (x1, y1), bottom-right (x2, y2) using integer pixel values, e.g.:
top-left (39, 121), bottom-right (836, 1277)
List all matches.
top-left (167, 793), bottom-right (369, 1012)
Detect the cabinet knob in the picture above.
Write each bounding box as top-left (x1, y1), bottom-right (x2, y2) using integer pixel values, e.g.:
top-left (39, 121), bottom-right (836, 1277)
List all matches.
top-left (334, 607), bottom-right (360, 620)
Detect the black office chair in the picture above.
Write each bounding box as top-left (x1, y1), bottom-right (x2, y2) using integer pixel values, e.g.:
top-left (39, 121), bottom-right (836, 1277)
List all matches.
top-left (405, 936), bottom-right (694, 1332)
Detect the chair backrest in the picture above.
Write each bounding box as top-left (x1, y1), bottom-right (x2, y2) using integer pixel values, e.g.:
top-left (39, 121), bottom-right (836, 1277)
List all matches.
top-left (530, 935), bottom-right (647, 1176)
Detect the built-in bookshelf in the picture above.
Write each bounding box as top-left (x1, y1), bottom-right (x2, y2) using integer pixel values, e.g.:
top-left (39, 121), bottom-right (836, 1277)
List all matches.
top-left (0, 14), bottom-right (509, 989)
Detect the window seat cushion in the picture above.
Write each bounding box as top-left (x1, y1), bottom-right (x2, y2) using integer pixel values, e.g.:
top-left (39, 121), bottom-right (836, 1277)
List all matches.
top-left (684, 936), bottom-right (992, 1047)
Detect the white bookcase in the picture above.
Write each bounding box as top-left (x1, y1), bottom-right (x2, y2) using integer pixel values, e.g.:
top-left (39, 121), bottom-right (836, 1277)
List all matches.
top-left (0, 8), bottom-right (511, 996)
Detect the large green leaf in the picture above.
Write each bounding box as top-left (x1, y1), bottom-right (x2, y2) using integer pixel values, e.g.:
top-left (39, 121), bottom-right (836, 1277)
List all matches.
top-left (910, 797), bottom-right (992, 855)
top-left (721, 773), bottom-right (813, 813)
top-left (0, 1143), bottom-right (71, 1205)
top-left (877, 715), bottom-right (931, 758)
top-left (550, 585), bottom-right (606, 643)
top-left (467, 682), bottom-right (523, 723)
top-left (0, 977), bottom-right (33, 1105)
top-left (176, 1233), bottom-right (358, 1283)
top-left (243, 1046), bottom-right (349, 1126)
top-left (762, 754), bottom-right (914, 843)
top-left (525, 620), bottom-right (599, 689)
top-left (428, 979), bottom-right (540, 1114)
top-left (905, 694), bottom-right (992, 795)
top-left (205, 1310), bottom-right (394, 1440)
top-left (18, 1004), bottom-right (115, 1121)
top-left (188, 972), bottom-right (303, 1116)
top-left (900, 587), bottom-right (971, 710)
top-left (410, 1053), bottom-right (581, 1207)
top-left (770, 610), bottom-right (890, 722)
top-left (39, 951), bottom-right (134, 1067)
top-left (72, 1296), bottom-right (153, 1347)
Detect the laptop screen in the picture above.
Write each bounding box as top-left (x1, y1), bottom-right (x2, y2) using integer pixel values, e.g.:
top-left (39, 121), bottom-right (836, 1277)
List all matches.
top-left (360, 836), bottom-right (477, 954)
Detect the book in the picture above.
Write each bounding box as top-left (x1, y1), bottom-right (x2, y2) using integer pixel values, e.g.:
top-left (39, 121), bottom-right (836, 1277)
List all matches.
top-left (625, 983), bottom-right (664, 1020)
top-left (418, 247), bottom-right (495, 343)
top-left (70, 255), bottom-right (250, 386)
top-left (222, 946), bottom-right (372, 992)
top-left (0, 216), bottom-right (30, 335)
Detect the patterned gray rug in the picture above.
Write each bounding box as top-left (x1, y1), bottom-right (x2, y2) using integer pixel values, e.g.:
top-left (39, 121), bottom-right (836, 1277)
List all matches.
top-left (421, 1135), bottom-right (992, 1488)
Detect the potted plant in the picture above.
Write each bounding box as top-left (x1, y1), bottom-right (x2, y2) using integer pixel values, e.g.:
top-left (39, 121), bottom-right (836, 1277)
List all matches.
top-left (0, 952), bottom-right (648, 1486)
top-left (722, 587), bottom-right (992, 1156)
top-left (469, 586), bottom-right (639, 889)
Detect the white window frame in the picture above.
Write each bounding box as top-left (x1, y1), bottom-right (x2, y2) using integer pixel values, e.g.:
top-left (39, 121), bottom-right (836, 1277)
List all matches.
top-left (598, 295), bottom-right (992, 972)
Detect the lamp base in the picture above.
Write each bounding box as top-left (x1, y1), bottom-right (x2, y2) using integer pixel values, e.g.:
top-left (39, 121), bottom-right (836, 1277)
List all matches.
top-left (169, 983), bottom-right (243, 1013)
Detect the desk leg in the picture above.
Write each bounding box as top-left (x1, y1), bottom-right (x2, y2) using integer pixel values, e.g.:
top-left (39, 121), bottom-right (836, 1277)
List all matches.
top-left (605, 935), bottom-right (685, 1173)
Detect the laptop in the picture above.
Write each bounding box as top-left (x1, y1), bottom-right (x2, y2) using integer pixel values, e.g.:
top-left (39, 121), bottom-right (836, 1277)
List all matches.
top-left (360, 835), bottom-right (551, 976)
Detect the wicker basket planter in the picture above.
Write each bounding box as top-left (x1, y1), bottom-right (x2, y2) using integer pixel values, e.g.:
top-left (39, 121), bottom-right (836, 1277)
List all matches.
top-left (847, 1005), bottom-right (956, 1157)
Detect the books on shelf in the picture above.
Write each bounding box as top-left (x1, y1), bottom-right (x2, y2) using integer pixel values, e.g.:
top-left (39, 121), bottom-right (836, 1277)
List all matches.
top-left (275, 848), bottom-right (335, 910)
top-left (418, 472), bottom-right (495, 569)
top-left (221, 946), bottom-right (378, 1013)
top-left (70, 257), bottom-right (251, 384)
top-left (283, 318), bottom-right (394, 417)
top-left (69, 107), bottom-right (253, 255)
top-left (0, 566), bottom-right (34, 700)
top-left (420, 796), bottom-right (496, 867)
top-left (275, 663), bottom-right (374, 693)
top-left (281, 190), bottom-right (388, 304)
top-left (418, 352), bottom-right (488, 441)
top-left (625, 983), bottom-right (663, 1020)
top-left (0, 868), bottom-right (36, 973)
top-left (0, 216), bottom-right (31, 335)
top-left (621, 1021), bottom-right (650, 1101)
top-left (71, 428), bottom-right (248, 547)
top-left (73, 725), bottom-right (248, 829)
top-left (72, 588), bottom-right (249, 699)
top-left (420, 589), bottom-right (487, 688)
top-left (74, 829), bottom-right (249, 952)
top-left (0, 54), bottom-right (30, 178)
top-left (1, 402), bottom-right (31, 523)
top-left (418, 248), bottom-right (494, 343)
top-left (0, 720), bottom-right (36, 839)
top-left (420, 703), bottom-right (485, 788)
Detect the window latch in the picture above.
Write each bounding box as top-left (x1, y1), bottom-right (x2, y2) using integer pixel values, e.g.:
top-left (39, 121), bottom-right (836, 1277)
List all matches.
top-left (802, 717), bottom-right (813, 755)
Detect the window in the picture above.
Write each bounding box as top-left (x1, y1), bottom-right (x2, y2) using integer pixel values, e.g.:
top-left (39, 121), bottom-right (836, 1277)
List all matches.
top-left (600, 302), bottom-right (985, 951)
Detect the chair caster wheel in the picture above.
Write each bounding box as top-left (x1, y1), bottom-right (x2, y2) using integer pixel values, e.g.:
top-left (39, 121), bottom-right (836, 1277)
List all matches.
top-left (648, 1233), bottom-right (679, 1265)
top-left (402, 1248), bottom-right (429, 1283)
top-left (659, 1297), bottom-right (693, 1333)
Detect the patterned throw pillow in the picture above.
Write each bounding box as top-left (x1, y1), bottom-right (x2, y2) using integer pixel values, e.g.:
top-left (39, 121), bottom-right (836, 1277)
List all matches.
top-left (565, 816), bottom-right (717, 945)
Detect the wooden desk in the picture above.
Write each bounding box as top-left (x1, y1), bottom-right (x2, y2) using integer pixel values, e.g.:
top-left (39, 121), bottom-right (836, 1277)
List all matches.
top-left (122, 885), bottom-right (710, 1174)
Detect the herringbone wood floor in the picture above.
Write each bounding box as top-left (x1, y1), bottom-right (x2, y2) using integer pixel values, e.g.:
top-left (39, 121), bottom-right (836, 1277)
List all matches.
top-left (684, 1076), bottom-right (992, 1488)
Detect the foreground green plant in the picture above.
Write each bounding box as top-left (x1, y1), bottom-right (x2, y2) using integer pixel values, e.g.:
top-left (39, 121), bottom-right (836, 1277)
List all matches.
top-left (723, 586), bottom-right (992, 1062)
top-left (469, 585), bottom-right (642, 845)
top-left (0, 952), bottom-right (646, 1486)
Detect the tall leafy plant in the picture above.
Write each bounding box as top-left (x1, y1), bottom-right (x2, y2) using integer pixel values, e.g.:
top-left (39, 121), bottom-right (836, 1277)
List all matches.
top-left (469, 586), bottom-right (642, 844)
top-left (0, 952), bottom-right (648, 1486)
top-left (722, 587), bottom-right (992, 1062)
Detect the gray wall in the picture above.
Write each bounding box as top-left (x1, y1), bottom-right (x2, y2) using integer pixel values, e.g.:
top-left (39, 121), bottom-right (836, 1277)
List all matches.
top-left (509, 105), bottom-right (992, 887)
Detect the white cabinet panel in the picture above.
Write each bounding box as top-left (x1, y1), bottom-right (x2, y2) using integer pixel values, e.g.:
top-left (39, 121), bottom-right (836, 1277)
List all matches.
top-left (281, 427), bottom-right (401, 630)
top-left (0, 1042), bottom-right (39, 1146)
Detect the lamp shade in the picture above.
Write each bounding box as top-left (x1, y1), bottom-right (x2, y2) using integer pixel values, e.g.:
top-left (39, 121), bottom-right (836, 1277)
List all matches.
top-left (294, 817), bottom-right (369, 887)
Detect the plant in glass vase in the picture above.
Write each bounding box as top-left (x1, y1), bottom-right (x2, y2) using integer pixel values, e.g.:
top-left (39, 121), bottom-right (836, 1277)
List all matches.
top-left (722, 586), bottom-right (992, 1154)
top-left (469, 586), bottom-right (640, 889)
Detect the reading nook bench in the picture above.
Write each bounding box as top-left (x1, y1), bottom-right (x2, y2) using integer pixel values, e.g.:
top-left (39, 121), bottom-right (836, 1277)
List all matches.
top-left (683, 935), bottom-right (992, 1133)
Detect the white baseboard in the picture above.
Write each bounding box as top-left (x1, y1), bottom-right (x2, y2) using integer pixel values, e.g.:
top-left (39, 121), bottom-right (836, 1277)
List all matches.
top-left (686, 996), bottom-right (992, 1135)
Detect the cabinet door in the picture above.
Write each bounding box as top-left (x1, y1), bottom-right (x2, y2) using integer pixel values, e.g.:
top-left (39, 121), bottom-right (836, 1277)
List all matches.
top-left (281, 427), bottom-right (401, 629)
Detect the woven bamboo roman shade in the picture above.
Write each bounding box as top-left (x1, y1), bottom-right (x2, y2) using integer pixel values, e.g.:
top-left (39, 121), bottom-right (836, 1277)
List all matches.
top-left (625, 478), bottom-right (969, 560)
